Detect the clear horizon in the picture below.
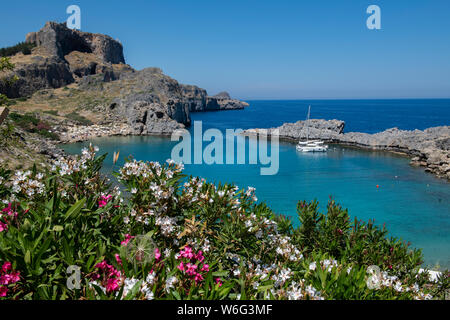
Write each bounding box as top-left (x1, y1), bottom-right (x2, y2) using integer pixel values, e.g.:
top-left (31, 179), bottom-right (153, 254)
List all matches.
top-left (1, 0), bottom-right (449, 100)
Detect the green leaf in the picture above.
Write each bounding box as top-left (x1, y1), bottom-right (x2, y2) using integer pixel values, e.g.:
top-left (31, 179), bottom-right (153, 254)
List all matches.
top-left (24, 250), bottom-right (31, 264)
top-left (65, 198), bottom-right (86, 221)
top-left (52, 225), bottom-right (64, 232)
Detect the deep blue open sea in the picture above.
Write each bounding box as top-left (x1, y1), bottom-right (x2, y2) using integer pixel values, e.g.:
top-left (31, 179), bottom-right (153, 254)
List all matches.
top-left (62, 99), bottom-right (450, 269)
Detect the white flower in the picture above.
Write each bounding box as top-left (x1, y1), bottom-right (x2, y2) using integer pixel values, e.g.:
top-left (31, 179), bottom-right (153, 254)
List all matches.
top-left (146, 272), bottom-right (156, 285)
top-left (165, 276), bottom-right (178, 292)
top-left (394, 281), bottom-right (403, 292)
top-left (309, 262), bottom-right (317, 271)
top-left (145, 290), bottom-right (154, 300)
top-left (279, 268), bottom-right (291, 282)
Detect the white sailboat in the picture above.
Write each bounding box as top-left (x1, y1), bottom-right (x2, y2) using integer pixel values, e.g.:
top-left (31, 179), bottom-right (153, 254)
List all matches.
top-left (296, 105), bottom-right (328, 152)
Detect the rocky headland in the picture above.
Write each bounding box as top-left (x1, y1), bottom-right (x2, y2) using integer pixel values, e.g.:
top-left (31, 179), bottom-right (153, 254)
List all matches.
top-left (243, 120), bottom-right (450, 180)
top-left (0, 22), bottom-right (249, 168)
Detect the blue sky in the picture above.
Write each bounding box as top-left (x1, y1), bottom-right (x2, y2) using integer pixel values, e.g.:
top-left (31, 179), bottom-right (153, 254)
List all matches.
top-left (1, 0), bottom-right (449, 99)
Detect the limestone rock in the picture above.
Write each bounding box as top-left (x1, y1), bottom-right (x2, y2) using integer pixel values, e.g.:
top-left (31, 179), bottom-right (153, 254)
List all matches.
top-left (25, 21), bottom-right (124, 64)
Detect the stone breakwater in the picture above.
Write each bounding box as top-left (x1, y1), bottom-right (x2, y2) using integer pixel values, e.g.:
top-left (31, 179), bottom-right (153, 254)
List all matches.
top-left (243, 119), bottom-right (450, 180)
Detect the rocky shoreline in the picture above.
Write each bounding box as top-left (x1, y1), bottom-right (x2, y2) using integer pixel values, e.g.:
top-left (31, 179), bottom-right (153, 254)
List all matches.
top-left (243, 119), bottom-right (450, 180)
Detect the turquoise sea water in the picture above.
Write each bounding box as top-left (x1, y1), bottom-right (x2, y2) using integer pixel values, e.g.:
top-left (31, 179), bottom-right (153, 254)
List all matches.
top-left (62, 99), bottom-right (450, 269)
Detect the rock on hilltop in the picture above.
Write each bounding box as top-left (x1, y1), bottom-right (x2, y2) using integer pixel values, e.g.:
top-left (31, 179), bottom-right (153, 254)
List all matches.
top-left (1, 22), bottom-right (132, 98)
top-left (244, 120), bottom-right (450, 180)
top-left (25, 21), bottom-right (125, 64)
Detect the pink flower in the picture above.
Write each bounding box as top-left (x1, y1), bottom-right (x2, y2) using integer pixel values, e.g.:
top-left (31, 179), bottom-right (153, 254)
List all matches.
top-left (180, 246), bottom-right (194, 259)
top-left (201, 264), bottom-right (209, 272)
top-left (91, 259), bottom-right (122, 294)
top-left (1, 203), bottom-right (12, 215)
top-left (115, 254), bottom-right (122, 266)
top-left (177, 262), bottom-right (185, 271)
top-left (154, 248), bottom-right (161, 261)
top-left (194, 273), bottom-right (204, 283)
top-left (106, 278), bottom-right (120, 293)
top-left (7, 271), bottom-right (20, 284)
top-left (185, 263), bottom-right (198, 276)
top-left (0, 222), bottom-right (8, 233)
top-left (195, 251), bottom-right (205, 262)
top-left (215, 277), bottom-right (222, 287)
top-left (0, 286), bottom-right (7, 297)
top-left (2, 262), bottom-right (11, 273)
top-left (121, 234), bottom-right (135, 246)
top-left (98, 195), bottom-right (113, 208)
top-left (95, 261), bottom-right (107, 269)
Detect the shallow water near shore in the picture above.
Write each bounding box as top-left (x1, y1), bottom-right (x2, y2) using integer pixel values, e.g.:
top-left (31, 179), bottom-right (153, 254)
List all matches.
top-left (62, 99), bottom-right (450, 269)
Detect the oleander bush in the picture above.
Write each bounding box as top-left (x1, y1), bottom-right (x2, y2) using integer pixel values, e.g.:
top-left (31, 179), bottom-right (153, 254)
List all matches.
top-left (8, 112), bottom-right (59, 140)
top-left (0, 145), bottom-right (447, 300)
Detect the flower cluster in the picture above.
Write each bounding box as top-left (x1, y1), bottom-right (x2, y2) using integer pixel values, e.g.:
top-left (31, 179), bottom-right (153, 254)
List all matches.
top-left (309, 259), bottom-right (339, 272)
top-left (122, 272), bottom-right (156, 300)
top-left (176, 246), bottom-right (209, 284)
top-left (286, 280), bottom-right (324, 300)
top-left (0, 262), bottom-right (20, 298)
top-left (0, 203), bottom-right (18, 233)
top-left (90, 260), bottom-right (122, 293)
top-left (369, 270), bottom-right (433, 299)
top-left (51, 145), bottom-right (98, 176)
top-left (98, 194), bottom-right (113, 208)
top-left (10, 171), bottom-right (45, 199)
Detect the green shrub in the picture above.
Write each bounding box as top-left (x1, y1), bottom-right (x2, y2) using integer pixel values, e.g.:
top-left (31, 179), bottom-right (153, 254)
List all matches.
top-left (0, 42), bottom-right (36, 57)
top-left (0, 147), bottom-right (446, 300)
top-left (9, 112), bottom-right (59, 140)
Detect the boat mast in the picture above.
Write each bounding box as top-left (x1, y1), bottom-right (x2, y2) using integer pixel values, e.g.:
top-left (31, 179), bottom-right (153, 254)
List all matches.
top-left (305, 105), bottom-right (311, 142)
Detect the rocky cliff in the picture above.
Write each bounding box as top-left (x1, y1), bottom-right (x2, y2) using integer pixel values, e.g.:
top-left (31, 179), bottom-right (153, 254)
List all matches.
top-left (25, 21), bottom-right (125, 64)
top-left (244, 120), bottom-right (450, 180)
top-left (1, 22), bottom-right (249, 137)
top-left (1, 22), bottom-right (131, 98)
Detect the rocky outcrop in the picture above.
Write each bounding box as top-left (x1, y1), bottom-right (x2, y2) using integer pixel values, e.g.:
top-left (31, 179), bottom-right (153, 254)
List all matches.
top-left (1, 22), bottom-right (131, 98)
top-left (244, 120), bottom-right (450, 180)
top-left (85, 68), bottom-right (248, 135)
top-left (0, 55), bottom-right (74, 98)
top-left (213, 91), bottom-right (231, 99)
top-left (25, 21), bottom-right (125, 64)
top-left (205, 95), bottom-right (249, 111)
top-left (184, 89), bottom-right (249, 112)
